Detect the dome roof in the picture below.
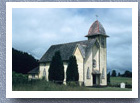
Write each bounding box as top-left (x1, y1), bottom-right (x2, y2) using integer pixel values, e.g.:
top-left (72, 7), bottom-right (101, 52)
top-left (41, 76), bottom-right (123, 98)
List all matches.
top-left (85, 20), bottom-right (108, 37)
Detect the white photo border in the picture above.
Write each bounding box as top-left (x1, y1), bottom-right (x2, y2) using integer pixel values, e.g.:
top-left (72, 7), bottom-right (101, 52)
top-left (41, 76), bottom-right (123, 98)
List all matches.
top-left (6, 2), bottom-right (138, 98)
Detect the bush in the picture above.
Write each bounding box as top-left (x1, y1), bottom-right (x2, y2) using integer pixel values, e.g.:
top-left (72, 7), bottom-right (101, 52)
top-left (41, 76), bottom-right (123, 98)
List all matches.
top-left (12, 71), bottom-right (28, 85)
top-left (67, 81), bottom-right (79, 87)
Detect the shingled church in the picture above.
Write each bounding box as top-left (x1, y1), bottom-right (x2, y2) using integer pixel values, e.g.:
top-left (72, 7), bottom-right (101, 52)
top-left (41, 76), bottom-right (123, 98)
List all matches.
top-left (28, 20), bottom-right (109, 86)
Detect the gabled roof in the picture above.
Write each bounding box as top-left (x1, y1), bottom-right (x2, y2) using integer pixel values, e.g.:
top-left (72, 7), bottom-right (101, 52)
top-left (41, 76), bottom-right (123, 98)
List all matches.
top-left (39, 39), bottom-right (96, 63)
top-left (28, 67), bottom-right (39, 74)
top-left (85, 20), bottom-right (109, 37)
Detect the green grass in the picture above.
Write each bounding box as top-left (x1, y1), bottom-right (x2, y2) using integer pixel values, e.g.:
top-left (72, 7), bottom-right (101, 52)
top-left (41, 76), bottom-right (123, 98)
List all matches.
top-left (110, 77), bottom-right (132, 85)
top-left (13, 77), bottom-right (132, 91)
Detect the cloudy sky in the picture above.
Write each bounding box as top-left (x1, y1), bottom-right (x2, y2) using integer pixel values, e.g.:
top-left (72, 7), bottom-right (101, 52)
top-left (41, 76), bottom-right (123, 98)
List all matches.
top-left (12, 8), bottom-right (132, 73)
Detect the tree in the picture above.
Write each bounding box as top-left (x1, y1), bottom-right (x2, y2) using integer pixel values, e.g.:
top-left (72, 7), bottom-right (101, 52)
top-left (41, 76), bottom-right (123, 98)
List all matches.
top-left (122, 70), bottom-right (132, 78)
top-left (12, 48), bottom-right (39, 74)
top-left (107, 72), bottom-right (110, 85)
top-left (118, 72), bottom-right (121, 77)
top-left (66, 56), bottom-right (79, 83)
top-left (111, 70), bottom-right (116, 77)
top-left (48, 51), bottom-right (64, 84)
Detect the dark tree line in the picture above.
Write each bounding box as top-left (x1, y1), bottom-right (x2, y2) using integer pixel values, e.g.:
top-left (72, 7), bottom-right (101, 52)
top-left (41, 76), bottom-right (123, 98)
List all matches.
top-left (12, 48), bottom-right (39, 74)
top-left (119, 70), bottom-right (132, 78)
top-left (108, 70), bottom-right (132, 77)
top-left (107, 70), bottom-right (132, 85)
top-left (111, 70), bottom-right (132, 78)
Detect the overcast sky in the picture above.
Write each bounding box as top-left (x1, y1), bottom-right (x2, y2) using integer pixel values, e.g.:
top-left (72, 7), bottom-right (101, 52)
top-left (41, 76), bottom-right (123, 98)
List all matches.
top-left (12, 8), bottom-right (132, 73)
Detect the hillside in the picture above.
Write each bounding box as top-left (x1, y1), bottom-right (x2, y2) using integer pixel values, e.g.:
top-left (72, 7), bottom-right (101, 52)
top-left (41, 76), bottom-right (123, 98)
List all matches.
top-left (12, 48), bottom-right (39, 74)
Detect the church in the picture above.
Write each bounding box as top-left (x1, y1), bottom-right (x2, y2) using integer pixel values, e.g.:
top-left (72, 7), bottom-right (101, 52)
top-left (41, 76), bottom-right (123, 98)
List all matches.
top-left (28, 20), bottom-right (109, 86)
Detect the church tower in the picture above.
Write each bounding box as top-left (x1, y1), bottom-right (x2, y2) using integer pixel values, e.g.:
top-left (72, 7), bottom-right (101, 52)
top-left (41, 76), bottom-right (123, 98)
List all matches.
top-left (85, 20), bottom-right (109, 85)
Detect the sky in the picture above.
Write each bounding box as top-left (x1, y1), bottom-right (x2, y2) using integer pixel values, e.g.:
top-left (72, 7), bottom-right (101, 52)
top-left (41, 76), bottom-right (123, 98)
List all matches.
top-left (12, 8), bottom-right (132, 74)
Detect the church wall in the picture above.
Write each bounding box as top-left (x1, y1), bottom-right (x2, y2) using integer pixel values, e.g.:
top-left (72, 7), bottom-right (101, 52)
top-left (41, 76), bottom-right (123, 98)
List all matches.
top-left (98, 36), bottom-right (107, 86)
top-left (63, 62), bottom-right (68, 85)
top-left (28, 74), bottom-right (39, 80)
top-left (92, 44), bottom-right (100, 85)
top-left (84, 49), bottom-right (93, 86)
top-left (74, 47), bottom-right (84, 85)
top-left (39, 63), bottom-right (50, 81)
top-left (39, 62), bottom-right (68, 84)
top-left (92, 44), bottom-right (99, 71)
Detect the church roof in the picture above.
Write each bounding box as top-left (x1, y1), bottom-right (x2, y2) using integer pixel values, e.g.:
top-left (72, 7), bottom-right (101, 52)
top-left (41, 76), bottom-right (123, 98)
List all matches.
top-left (28, 67), bottom-right (39, 74)
top-left (85, 20), bottom-right (109, 37)
top-left (39, 39), bottom-right (96, 63)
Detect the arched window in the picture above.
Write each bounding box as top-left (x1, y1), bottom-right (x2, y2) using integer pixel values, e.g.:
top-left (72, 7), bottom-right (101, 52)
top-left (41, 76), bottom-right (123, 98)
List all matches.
top-left (93, 59), bottom-right (96, 68)
top-left (102, 68), bottom-right (105, 79)
top-left (87, 67), bottom-right (90, 79)
top-left (43, 68), bottom-right (46, 77)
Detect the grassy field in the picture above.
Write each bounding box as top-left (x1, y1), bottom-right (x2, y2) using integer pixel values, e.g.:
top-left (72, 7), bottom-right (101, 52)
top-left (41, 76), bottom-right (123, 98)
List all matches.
top-left (13, 77), bottom-right (132, 91)
top-left (110, 77), bottom-right (132, 85)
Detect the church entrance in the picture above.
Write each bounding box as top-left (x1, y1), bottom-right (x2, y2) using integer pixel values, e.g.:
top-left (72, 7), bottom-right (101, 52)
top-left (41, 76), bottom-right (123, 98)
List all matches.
top-left (92, 69), bottom-right (100, 86)
top-left (93, 74), bottom-right (96, 84)
top-left (92, 74), bottom-right (100, 85)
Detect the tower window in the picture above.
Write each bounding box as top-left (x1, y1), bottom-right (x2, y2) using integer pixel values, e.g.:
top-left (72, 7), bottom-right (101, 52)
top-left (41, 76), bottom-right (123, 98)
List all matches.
top-left (93, 59), bottom-right (96, 68)
top-left (87, 67), bottom-right (90, 79)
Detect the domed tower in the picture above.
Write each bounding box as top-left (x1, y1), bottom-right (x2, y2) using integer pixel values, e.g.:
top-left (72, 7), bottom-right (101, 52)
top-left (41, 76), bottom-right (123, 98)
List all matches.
top-left (85, 20), bottom-right (109, 39)
top-left (85, 20), bottom-right (109, 86)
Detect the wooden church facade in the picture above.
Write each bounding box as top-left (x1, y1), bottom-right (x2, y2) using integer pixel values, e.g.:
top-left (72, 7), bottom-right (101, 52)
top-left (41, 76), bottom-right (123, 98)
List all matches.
top-left (28, 20), bottom-right (109, 86)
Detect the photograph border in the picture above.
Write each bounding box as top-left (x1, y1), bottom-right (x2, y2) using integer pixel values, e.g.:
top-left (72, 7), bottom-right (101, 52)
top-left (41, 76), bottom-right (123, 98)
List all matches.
top-left (6, 2), bottom-right (138, 98)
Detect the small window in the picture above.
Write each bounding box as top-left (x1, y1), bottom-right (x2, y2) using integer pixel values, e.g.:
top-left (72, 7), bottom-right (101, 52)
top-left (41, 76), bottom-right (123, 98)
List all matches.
top-left (93, 59), bottom-right (96, 68)
top-left (43, 68), bottom-right (46, 77)
top-left (87, 67), bottom-right (90, 79)
top-left (102, 68), bottom-right (105, 79)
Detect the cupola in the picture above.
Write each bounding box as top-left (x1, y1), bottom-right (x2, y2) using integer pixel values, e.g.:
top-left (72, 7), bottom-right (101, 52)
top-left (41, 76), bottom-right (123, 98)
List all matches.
top-left (85, 20), bottom-right (109, 40)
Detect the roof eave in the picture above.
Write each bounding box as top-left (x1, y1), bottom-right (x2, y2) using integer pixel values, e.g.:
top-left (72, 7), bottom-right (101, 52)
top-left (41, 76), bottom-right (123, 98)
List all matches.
top-left (85, 34), bottom-right (109, 37)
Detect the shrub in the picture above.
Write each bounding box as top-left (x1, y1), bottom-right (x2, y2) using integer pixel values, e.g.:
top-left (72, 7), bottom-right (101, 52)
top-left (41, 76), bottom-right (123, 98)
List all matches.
top-left (67, 81), bottom-right (79, 87)
top-left (48, 51), bottom-right (64, 84)
top-left (66, 56), bottom-right (79, 83)
top-left (12, 71), bottom-right (28, 85)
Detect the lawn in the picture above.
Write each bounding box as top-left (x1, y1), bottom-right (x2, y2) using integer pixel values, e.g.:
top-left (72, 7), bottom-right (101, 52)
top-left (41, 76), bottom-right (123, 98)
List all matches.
top-left (110, 77), bottom-right (132, 85)
top-left (13, 77), bottom-right (132, 91)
